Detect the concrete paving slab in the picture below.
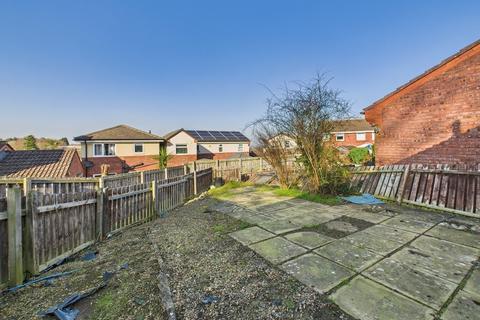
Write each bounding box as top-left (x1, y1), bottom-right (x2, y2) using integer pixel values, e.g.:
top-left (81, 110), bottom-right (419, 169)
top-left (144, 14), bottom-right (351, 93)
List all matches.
top-left (343, 231), bottom-right (404, 255)
top-left (426, 223), bottom-right (480, 249)
top-left (464, 267), bottom-right (480, 296)
top-left (252, 200), bottom-right (295, 212)
top-left (257, 219), bottom-right (302, 235)
top-left (241, 213), bottom-right (276, 225)
top-left (281, 253), bottom-right (353, 293)
top-left (229, 226), bottom-right (276, 245)
top-left (390, 237), bottom-right (478, 284)
top-left (249, 237), bottom-right (307, 264)
top-left (441, 290), bottom-right (480, 320)
top-left (284, 231), bottom-right (333, 249)
top-left (362, 224), bottom-right (418, 243)
top-left (365, 258), bottom-right (458, 309)
top-left (315, 239), bottom-right (383, 271)
top-left (331, 276), bottom-right (435, 320)
top-left (285, 213), bottom-right (335, 226)
top-left (381, 215), bottom-right (435, 233)
top-left (343, 210), bottom-right (392, 224)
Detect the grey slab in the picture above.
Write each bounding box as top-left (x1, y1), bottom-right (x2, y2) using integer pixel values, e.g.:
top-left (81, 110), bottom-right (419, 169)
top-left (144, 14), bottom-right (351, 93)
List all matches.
top-left (441, 290), bottom-right (480, 320)
top-left (249, 237), bottom-right (307, 264)
top-left (229, 226), bottom-right (276, 245)
top-left (284, 231), bottom-right (333, 249)
top-left (365, 258), bottom-right (458, 310)
top-left (463, 267), bottom-right (480, 296)
top-left (281, 253), bottom-right (353, 293)
top-left (390, 237), bottom-right (478, 284)
top-left (426, 223), bottom-right (480, 249)
top-left (331, 276), bottom-right (435, 320)
top-left (362, 225), bottom-right (418, 243)
top-left (252, 200), bottom-right (295, 213)
top-left (381, 215), bottom-right (435, 234)
top-left (343, 231), bottom-right (404, 255)
top-left (344, 210), bottom-right (392, 224)
top-left (285, 213), bottom-right (335, 227)
top-left (257, 219), bottom-right (302, 235)
top-left (315, 239), bottom-right (383, 271)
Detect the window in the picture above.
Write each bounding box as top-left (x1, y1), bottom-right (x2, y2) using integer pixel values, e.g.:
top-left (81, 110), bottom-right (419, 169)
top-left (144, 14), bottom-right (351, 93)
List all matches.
top-left (356, 132), bottom-right (366, 141)
top-left (175, 144), bottom-right (188, 154)
top-left (335, 133), bottom-right (345, 141)
top-left (218, 144), bottom-right (223, 152)
top-left (93, 143), bottom-right (116, 156)
top-left (94, 144), bottom-right (103, 156)
top-left (134, 144), bottom-right (144, 153)
top-left (238, 144), bottom-right (243, 152)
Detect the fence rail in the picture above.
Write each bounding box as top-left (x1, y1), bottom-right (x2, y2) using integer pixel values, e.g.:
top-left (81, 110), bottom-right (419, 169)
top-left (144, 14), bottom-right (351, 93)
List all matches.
top-left (0, 167), bottom-right (213, 289)
top-left (350, 164), bottom-right (480, 218)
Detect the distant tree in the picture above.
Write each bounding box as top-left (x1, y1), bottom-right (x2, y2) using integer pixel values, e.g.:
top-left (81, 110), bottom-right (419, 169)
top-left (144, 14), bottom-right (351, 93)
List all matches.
top-left (44, 138), bottom-right (59, 149)
top-left (23, 135), bottom-right (38, 150)
top-left (60, 137), bottom-right (69, 146)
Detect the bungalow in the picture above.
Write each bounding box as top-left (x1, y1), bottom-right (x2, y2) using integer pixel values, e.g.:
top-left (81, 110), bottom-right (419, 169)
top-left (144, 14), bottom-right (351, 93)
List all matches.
top-left (74, 124), bottom-right (164, 176)
top-left (163, 129), bottom-right (251, 166)
top-left (0, 149), bottom-right (84, 178)
top-left (364, 39), bottom-right (480, 166)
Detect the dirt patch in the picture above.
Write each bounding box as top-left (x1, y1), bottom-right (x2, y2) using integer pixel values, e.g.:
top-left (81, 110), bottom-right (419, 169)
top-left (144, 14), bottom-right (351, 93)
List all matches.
top-left (304, 216), bottom-right (374, 239)
top-left (149, 197), bottom-right (355, 320)
top-left (0, 223), bottom-right (166, 320)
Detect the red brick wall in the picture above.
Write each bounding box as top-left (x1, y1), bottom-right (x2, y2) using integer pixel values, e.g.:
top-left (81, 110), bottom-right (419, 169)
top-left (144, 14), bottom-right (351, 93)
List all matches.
top-left (84, 155), bottom-right (160, 176)
top-left (365, 44), bottom-right (480, 166)
top-left (67, 152), bottom-right (85, 177)
top-left (168, 154), bottom-right (198, 167)
top-left (332, 132), bottom-right (375, 147)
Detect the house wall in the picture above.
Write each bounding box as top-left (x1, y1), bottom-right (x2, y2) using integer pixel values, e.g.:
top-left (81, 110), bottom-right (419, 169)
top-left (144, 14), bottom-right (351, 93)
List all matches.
top-left (66, 152), bottom-right (85, 177)
top-left (82, 141), bottom-right (161, 158)
top-left (166, 131), bottom-right (197, 155)
top-left (331, 132), bottom-right (375, 147)
top-left (364, 45), bottom-right (480, 165)
top-left (198, 142), bottom-right (250, 154)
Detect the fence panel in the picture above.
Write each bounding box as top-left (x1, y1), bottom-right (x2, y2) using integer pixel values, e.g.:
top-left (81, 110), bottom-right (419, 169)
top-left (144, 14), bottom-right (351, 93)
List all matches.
top-left (31, 190), bottom-right (98, 272)
top-left (103, 182), bottom-right (154, 235)
top-left (156, 179), bottom-right (187, 213)
top-left (196, 168), bottom-right (213, 194)
top-left (167, 165), bottom-right (186, 178)
top-left (143, 169), bottom-right (165, 183)
top-left (103, 172), bottom-right (142, 188)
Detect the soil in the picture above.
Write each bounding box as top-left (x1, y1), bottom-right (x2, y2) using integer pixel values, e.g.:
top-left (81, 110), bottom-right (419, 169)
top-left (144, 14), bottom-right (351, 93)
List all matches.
top-left (304, 216), bottom-right (374, 239)
top-left (0, 196), bottom-right (355, 320)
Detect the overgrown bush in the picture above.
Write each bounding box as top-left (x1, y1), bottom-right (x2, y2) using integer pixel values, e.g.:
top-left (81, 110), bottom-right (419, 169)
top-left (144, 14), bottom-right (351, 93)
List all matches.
top-left (250, 74), bottom-right (353, 195)
top-left (348, 147), bottom-right (370, 165)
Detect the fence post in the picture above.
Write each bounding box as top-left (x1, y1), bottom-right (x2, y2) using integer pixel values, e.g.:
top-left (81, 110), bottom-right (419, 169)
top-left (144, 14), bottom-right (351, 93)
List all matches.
top-left (7, 186), bottom-right (24, 286)
top-left (23, 178), bottom-right (37, 276)
top-left (183, 164), bottom-right (188, 175)
top-left (140, 171), bottom-right (145, 184)
top-left (96, 178), bottom-right (104, 240)
top-left (151, 180), bottom-right (157, 216)
top-left (164, 167), bottom-right (168, 180)
top-left (238, 158), bottom-right (242, 181)
top-left (193, 161), bottom-right (198, 195)
top-left (396, 165), bottom-right (411, 204)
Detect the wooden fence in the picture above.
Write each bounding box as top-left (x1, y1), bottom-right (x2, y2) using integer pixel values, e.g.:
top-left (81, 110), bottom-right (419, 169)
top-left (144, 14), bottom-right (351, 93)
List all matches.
top-left (0, 168), bottom-right (213, 289)
top-left (190, 157), bottom-right (269, 182)
top-left (350, 164), bottom-right (480, 218)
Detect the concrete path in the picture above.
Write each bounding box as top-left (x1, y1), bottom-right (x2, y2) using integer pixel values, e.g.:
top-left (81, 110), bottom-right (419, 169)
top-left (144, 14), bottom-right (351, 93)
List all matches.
top-left (223, 187), bottom-right (480, 320)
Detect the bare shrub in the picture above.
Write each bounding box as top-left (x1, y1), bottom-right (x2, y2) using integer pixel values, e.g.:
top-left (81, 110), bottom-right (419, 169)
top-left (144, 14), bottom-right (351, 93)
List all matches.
top-left (251, 74), bottom-right (352, 194)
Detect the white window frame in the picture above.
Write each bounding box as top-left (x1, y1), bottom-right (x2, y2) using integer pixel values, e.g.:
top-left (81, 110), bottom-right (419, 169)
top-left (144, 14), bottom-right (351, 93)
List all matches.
top-left (218, 144), bottom-right (223, 152)
top-left (356, 132), bottom-right (366, 141)
top-left (335, 133), bottom-right (345, 141)
top-left (175, 144), bottom-right (188, 154)
top-left (134, 143), bottom-right (144, 153)
top-left (238, 144), bottom-right (243, 152)
top-left (93, 143), bottom-right (116, 157)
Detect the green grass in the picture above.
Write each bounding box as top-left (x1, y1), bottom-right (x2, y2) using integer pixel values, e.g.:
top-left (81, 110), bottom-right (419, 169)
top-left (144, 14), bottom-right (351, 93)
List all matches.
top-left (212, 220), bottom-right (252, 235)
top-left (208, 181), bottom-right (253, 198)
top-left (272, 188), bottom-right (341, 205)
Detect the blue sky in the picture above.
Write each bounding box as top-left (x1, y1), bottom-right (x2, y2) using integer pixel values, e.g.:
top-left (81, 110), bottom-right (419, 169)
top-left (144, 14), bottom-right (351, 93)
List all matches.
top-left (1, 1), bottom-right (479, 141)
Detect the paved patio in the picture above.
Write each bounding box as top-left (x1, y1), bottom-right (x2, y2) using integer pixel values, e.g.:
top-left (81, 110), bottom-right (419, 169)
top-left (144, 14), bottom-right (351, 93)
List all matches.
top-left (217, 186), bottom-right (480, 320)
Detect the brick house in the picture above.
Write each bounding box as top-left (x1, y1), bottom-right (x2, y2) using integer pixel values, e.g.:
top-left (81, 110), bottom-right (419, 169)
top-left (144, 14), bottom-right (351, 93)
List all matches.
top-left (74, 125), bottom-right (164, 176)
top-left (272, 119), bottom-right (375, 150)
top-left (163, 129), bottom-right (250, 167)
top-left (364, 39), bottom-right (480, 166)
top-left (0, 149), bottom-right (84, 177)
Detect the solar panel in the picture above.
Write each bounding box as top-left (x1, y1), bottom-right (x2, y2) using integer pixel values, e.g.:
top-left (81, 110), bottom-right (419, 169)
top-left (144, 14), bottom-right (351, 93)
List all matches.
top-left (186, 130), bottom-right (249, 141)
